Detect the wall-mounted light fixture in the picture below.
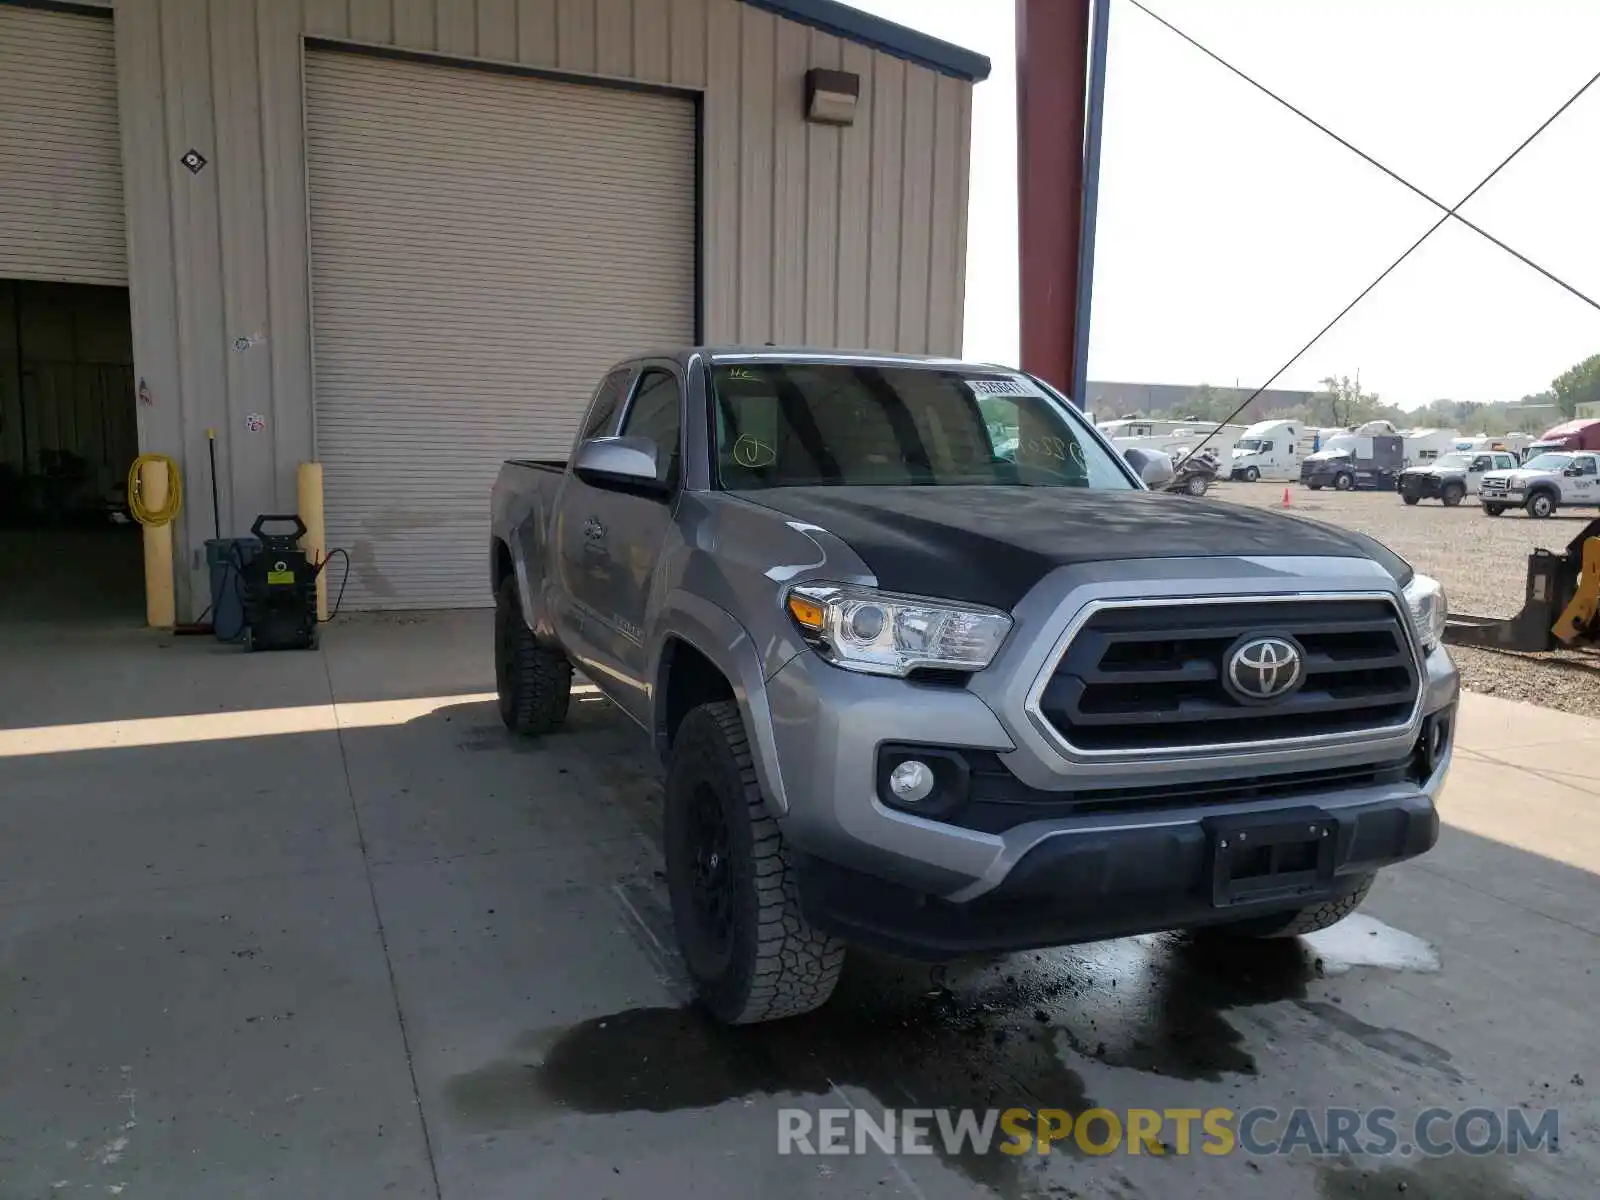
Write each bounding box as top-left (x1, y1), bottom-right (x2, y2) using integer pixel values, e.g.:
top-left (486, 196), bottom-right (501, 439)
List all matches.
top-left (805, 68), bottom-right (860, 126)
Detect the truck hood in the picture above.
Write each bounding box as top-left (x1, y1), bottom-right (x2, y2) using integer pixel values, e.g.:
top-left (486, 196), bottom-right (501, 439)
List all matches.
top-left (1487, 468), bottom-right (1554, 484)
top-left (1401, 464), bottom-right (1461, 478)
top-left (732, 486), bottom-right (1407, 610)
top-left (1305, 450), bottom-right (1351, 464)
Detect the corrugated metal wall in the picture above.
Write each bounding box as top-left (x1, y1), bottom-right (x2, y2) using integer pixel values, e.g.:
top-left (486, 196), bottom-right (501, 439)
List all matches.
top-left (0, 5), bottom-right (126, 287)
top-left (111, 0), bottom-right (975, 615)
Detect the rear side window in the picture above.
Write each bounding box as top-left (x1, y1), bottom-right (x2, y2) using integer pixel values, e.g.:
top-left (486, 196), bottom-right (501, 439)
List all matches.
top-left (581, 369), bottom-right (632, 440)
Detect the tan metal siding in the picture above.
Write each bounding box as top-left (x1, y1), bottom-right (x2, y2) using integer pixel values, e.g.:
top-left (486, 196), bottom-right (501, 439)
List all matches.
top-left (114, 0), bottom-right (973, 617)
top-left (735, 5), bottom-right (775, 343)
top-left (304, 50), bottom-right (695, 609)
top-left (802, 29), bottom-right (841, 347)
top-left (0, 7), bottom-right (125, 286)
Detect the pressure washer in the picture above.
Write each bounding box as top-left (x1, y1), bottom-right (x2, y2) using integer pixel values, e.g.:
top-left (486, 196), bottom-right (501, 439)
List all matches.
top-left (234, 514), bottom-right (349, 652)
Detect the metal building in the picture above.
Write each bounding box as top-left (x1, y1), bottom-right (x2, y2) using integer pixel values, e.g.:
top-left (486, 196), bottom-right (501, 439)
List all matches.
top-left (0, 0), bottom-right (988, 618)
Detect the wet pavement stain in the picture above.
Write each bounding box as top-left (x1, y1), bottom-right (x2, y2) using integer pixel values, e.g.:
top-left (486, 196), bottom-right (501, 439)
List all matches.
top-left (1296, 1001), bottom-right (1464, 1084)
top-left (446, 898), bottom-right (1452, 1198)
top-left (444, 932), bottom-right (1333, 1196)
top-left (446, 951), bottom-right (1094, 1197)
top-left (1048, 933), bottom-right (1319, 1081)
top-left (1316, 1153), bottom-right (1530, 1200)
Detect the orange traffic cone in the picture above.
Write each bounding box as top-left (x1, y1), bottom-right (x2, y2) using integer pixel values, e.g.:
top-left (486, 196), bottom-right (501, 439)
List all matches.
top-left (1282, 487), bottom-right (1292, 507)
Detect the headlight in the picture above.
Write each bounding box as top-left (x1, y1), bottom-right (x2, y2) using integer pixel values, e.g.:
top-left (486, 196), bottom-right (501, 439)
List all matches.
top-left (785, 582), bottom-right (1012, 677)
top-left (1403, 573), bottom-right (1447, 652)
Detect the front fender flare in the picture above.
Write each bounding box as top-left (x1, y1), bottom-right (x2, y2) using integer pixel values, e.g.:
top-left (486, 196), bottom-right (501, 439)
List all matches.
top-left (655, 591), bottom-right (793, 816)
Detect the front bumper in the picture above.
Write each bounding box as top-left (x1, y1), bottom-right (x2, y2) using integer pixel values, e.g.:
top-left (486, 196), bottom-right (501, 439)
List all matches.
top-left (1479, 484), bottom-right (1524, 502)
top-left (1399, 473), bottom-right (1442, 498)
top-left (1300, 466), bottom-right (1344, 486)
top-left (796, 787), bottom-right (1439, 958)
top-left (763, 637), bottom-right (1459, 941)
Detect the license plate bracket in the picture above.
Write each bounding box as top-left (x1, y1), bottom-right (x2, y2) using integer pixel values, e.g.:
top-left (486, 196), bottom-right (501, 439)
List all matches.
top-left (1205, 807), bottom-right (1337, 908)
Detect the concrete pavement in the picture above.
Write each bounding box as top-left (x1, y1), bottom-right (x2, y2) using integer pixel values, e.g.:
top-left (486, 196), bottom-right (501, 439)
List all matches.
top-left (0, 612), bottom-right (1595, 1199)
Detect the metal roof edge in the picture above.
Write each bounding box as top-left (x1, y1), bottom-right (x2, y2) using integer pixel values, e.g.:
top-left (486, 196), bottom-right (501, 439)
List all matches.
top-left (742, 0), bottom-right (992, 82)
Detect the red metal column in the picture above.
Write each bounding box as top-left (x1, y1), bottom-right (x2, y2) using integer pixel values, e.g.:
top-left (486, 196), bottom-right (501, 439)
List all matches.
top-left (1016, 0), bottom-right (1091, 396)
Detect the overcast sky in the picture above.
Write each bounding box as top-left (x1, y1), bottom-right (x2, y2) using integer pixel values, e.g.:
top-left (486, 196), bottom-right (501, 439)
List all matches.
top-left (846, 0), bottom-right (1600, 410)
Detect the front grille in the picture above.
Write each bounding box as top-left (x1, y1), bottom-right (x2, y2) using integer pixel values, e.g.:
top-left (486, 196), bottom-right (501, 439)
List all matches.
top-left (1036, 599), bottom-right (1419, 753)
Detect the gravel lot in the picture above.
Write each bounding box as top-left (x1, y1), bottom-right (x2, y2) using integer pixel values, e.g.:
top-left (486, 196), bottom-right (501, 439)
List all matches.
top-left (1210, 480), bottom-right (1600, 718)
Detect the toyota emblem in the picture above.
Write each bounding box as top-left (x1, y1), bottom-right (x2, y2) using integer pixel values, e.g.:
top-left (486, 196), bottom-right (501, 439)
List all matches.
top-left (1225, 635), bottom-right (1304, 703)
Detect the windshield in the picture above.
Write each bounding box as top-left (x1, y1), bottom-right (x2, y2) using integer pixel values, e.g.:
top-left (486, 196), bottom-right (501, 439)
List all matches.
top-left (1433, 453), bottom-right (1472, 469)
top-left (1523, 453), bottom-right (1573, 472)
top-left (707, 362), bottom-right (1136, 490)
top-left (1234, 438), bottom-right (1263, 452)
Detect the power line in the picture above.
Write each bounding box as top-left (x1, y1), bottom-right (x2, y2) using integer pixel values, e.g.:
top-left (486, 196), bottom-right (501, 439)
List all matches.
top-left (1115, 19), bottom-right (1600, 460)
top-left (1127, 0), bottom-right (1600, 316)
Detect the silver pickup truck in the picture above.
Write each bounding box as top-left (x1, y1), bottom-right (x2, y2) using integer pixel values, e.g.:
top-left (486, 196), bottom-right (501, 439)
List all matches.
top-left (489, 348), bottom-right (1457, 1026)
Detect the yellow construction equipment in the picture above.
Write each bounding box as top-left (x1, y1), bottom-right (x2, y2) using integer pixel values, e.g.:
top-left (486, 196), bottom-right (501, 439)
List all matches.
top-left (1444, 517), bottom-right (1600, 651)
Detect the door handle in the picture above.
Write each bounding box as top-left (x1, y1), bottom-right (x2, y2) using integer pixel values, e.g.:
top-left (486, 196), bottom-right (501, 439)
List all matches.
top-left (584, 516), bottom-right (605, 541)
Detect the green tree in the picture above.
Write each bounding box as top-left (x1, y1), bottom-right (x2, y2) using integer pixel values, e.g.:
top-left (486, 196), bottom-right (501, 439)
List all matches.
top-left (1312, 375), bottom-right (1381, 428)
top-left (1551, 355), bottom-right (1600, 419)
top-left (1183, 383), bottom-right (1238, 424)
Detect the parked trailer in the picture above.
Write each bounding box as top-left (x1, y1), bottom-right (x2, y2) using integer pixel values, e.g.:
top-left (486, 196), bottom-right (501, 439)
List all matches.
top-left (1301, 434), bottom-right (1404, 491)
top-left (1400, 428), bottom-right (1460, 467)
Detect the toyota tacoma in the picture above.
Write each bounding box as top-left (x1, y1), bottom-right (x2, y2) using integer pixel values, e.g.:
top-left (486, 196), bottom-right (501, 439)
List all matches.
top-left (489, 349), bottom-right (1457, 1025)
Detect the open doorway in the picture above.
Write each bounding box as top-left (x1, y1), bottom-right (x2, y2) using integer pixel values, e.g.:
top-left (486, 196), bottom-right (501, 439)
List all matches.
top-left (0, 280), bottom-right (141, 626)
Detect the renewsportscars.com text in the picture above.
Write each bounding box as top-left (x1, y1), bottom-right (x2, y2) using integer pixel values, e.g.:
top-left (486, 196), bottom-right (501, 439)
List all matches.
top-left (778, 1106), bottom-right (1561, 1158)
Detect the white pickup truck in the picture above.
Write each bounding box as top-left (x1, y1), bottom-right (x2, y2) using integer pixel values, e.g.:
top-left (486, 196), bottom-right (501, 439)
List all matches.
top-left (1479, 450), bottom-right (1600, 518)
top-left (1397, 450), bottom-right (1519, 507)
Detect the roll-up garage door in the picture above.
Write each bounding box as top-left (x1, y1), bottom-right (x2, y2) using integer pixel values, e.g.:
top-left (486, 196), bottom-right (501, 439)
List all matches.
top-left (0, 6), bottom-right (125, 285)
top-left (304, 50), bottom-right (696, 610)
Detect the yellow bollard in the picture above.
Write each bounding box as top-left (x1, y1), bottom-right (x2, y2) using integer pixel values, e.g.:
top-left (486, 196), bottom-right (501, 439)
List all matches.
top-left (139, 458), bottom-right (176, 628)
top-left (297, 462), bottom-right (328, 622)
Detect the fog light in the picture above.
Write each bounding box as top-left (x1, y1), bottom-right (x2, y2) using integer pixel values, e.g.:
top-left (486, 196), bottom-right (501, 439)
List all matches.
top-left (888, 760), bottom-right (936, 804)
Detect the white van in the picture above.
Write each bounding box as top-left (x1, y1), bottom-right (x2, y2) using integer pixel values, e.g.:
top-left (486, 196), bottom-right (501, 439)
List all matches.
top-left (1230, 419), bottom-right (1302, 481)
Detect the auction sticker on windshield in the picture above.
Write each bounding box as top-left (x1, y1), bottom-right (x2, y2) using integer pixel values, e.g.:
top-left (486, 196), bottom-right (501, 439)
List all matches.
top-left (967, 378), bottom-right (1040, 397)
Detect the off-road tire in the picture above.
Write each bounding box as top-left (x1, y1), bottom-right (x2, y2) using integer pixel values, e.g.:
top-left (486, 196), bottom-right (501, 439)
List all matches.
top-left (1185, 475), bottom-right (1208, 497)
top-left (495, 575), bottom-right (571, 736)
top-left (1334, 472), bottom-right (1355, 491)
top-left (1401, 493), bottom-right (1419, 505)
top-left (1204, 874), bottom-right (1375, 940)
top-left (1483, 503), bottom-right (1506, 517)
top-left (1526, 491), bottom-right (1557, 519)
top-left (1441, 482), bottom-right (1466, 507)
top-left (1243, 466), bottom-right (1260, 483)
top-left (665, 701), bottom-right (845, 1024)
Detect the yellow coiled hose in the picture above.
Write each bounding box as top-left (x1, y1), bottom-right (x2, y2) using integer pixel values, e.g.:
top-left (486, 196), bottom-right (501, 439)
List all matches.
top-left (128, 453), bottom-right (183, 527)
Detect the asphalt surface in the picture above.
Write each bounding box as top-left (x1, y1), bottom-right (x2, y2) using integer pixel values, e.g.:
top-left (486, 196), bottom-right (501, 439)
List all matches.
top-left (1, 611), bottom-right (1595, 1199)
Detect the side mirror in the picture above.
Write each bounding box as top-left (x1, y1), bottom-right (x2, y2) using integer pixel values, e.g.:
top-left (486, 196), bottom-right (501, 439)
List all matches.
top-left (573, 436), bottom-right (669, 496)
top-left (1123, 447), bottom-right (1175, 488)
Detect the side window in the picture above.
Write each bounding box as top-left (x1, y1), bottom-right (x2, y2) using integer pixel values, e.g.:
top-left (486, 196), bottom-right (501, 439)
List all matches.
top-left (1582, 456), bottom-right (1599, 477)
top-left (1471, 456), bottom-right (1492, 472)
top-left (1260, 440), bottom-right (1274, 452)
top-left (621, 369), bottom-right (682, 487)
top-left (1494, 454), bottom-right (1514, 470)
top-left (582, 369), bottom-right (631, 440)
